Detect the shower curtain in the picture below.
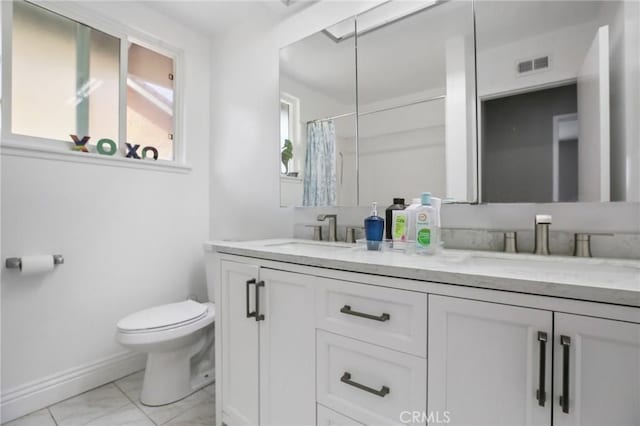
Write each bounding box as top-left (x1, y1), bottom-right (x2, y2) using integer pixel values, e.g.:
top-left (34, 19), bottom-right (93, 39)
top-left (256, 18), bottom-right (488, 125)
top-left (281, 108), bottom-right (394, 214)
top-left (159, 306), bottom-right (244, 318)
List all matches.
top-left (303, 120), bottom-right (337, 206)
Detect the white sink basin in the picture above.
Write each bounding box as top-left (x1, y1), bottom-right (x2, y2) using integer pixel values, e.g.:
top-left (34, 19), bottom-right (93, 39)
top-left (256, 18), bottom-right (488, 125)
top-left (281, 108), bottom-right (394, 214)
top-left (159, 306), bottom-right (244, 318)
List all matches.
top-left (436, 249), bottom-right (640, 284)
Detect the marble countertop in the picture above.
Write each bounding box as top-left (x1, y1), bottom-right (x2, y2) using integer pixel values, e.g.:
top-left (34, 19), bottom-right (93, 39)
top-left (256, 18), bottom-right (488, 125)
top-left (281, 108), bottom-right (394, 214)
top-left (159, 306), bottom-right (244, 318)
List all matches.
top-left (204, 239), bottom-right (640, 307)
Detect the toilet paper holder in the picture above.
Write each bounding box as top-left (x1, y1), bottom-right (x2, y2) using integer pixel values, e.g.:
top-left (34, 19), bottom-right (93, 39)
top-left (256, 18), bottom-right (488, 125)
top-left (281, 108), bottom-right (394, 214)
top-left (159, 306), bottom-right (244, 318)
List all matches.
top-left (5, 254), bottom-right (64, 270)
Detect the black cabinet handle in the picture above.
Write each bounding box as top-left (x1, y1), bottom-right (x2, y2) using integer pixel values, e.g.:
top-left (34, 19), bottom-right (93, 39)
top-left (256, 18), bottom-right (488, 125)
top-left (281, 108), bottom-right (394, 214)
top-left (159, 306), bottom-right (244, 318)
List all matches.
top-left (246, 279), bottom-right (256, 319)
top-left (340, 372), bottom-right (389, 397)
top-left (340, 305), bottom-right (390, 322)
top-left (536, 331), bottom-right (548, 407)
top-left (255, 280), bottom-right (265, 322)
top-left (559, 335), bottom-right (571, 413)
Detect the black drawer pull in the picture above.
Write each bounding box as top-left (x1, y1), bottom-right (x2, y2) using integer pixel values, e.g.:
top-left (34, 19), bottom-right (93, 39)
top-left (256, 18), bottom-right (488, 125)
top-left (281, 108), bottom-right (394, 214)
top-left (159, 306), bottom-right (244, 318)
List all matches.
top-left (246, 279), bottom-right (256, 319)
top-left (559, 335), bottom-right (571, 413)
top-left (340, 305), bottom-right (390, 322)
top-left (340, 372), bottom-right (389, 397)
top-left (536, 331), bottom-right (548, 407)
top-left (255, 280), bottom-right (265, 322)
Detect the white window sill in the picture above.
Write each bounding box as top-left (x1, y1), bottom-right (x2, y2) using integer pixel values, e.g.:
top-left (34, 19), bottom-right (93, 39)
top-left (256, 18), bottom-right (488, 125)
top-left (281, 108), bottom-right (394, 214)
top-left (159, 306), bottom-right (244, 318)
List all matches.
top-left (0, 141), bottom-right (192, 173)
top-left (281, 174), bottom-right (303, 182)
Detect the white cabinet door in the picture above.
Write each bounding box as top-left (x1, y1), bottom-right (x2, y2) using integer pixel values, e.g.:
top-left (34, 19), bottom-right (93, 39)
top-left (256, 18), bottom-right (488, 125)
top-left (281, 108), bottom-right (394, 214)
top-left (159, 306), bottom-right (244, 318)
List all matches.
top-left (259, 269), bottom-right (316, 426)
top-left (220, 260), bottom-right (260, 426)
top-left (553, 314), bottom-right (640, 426)
top-left (428, 295), bottom-right (552, 426)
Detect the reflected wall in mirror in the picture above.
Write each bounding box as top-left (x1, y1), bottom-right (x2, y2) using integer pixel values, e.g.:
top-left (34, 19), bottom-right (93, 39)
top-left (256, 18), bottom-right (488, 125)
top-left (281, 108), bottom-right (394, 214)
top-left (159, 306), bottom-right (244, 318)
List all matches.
top-left (279, 18), bottom-right (357, 207)
top-left (477, 0), bottom-right (640, 203)
top-left (357, 0), bottom-right (476, 205)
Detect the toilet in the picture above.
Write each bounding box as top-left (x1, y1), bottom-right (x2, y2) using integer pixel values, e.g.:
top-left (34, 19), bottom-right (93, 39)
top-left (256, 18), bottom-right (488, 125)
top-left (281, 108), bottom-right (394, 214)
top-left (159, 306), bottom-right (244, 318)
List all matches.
top-left (115, 299), bottom-right (215, 406)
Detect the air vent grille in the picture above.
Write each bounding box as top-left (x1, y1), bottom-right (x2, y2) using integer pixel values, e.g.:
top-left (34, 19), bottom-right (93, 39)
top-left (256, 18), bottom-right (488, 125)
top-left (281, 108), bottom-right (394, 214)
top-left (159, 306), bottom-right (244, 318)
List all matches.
top-left (518, 60), bottom-right (533, 73)
top-left (517, 55), bottom-right (550, 75)
top-left (534, 56), bottom-right (549, 70)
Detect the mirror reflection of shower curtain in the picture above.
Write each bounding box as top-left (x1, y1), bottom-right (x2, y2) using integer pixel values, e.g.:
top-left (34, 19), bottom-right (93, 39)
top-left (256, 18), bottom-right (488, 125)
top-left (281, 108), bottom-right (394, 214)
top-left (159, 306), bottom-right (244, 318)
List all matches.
top-left (303, 120), bottom-right (337, 206)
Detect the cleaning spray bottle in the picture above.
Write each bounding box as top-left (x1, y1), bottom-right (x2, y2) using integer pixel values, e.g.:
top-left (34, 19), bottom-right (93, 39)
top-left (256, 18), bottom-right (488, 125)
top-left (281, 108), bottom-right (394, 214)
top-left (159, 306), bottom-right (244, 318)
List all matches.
top-left (415, 192), bottom-right (437, 254)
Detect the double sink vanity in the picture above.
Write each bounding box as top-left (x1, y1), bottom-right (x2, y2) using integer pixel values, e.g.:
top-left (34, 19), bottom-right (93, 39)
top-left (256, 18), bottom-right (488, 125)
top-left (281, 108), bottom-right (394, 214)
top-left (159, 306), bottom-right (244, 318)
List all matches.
top-left (222, 0), bottom-right (640, 424)
top-left (205, 238), bottom-right (640, 426)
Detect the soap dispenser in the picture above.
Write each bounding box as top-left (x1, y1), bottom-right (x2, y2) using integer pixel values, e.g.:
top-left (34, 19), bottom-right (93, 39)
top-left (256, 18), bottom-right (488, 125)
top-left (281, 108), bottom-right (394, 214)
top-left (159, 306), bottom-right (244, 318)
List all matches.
top-left (364, 202), bottom-right (384, 250)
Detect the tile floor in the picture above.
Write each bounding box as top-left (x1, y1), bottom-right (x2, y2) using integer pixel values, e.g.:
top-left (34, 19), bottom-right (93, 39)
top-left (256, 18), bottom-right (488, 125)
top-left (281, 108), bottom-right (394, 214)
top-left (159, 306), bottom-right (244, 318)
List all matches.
top-left (3, 371), bottom-right (215, 426)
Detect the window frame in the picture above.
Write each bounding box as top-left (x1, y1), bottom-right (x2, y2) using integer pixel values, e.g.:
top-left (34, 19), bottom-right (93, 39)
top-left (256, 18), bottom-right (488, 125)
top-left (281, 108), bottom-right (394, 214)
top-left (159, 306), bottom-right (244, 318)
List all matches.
top-left (279, 92), bottom-right (300, 175)
top-left (0, 0), bottom-right (189, 172)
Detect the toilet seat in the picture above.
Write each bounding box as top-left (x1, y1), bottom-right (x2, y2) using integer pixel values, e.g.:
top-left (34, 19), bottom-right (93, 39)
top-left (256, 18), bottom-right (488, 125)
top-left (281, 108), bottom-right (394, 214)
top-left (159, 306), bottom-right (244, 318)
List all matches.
top-left (116, 302), bottom-right (215, 348)
top-left (117, 300), bottom-right (208, 333)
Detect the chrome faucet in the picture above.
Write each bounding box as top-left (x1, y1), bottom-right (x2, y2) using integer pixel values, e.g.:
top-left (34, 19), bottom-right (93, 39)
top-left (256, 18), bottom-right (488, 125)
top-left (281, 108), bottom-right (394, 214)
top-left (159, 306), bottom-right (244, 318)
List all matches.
top-left (317, 214), bottom-right (337, 242)
top-left (533, 214), bottom-right (552, 255)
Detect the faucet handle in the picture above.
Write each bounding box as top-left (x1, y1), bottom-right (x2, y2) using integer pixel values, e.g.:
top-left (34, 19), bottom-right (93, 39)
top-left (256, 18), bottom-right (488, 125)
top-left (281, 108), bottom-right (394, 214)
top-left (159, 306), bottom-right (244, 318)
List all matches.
top-left (535, 214), bottom-right (552, 225)
top-left (503, 231), bottom-right (518, 253)
top-left (345, 226), bottom-right (364, 243)
top-left (305, 225), bottom-right (323, 241)
top-left (573, 232), bottom-right (613, 257)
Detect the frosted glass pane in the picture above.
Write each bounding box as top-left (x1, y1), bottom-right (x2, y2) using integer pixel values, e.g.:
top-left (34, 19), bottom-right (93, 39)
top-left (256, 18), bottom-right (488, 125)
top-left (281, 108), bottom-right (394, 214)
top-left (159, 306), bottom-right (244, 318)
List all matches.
top-left (12, 1), bottom-right (76, 140)
top-left (11, 1), bottom-right (119, 143)
top-left (87, 30), bottom-right (119, 144)
top-left (127, 44), bottom-right (174, 161)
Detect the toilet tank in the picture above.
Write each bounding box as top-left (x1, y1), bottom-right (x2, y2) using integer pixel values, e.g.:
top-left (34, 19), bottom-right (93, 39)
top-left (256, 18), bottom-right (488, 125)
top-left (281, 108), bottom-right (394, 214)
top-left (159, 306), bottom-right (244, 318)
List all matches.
top-left (204, 250), bottom-right (218, 303)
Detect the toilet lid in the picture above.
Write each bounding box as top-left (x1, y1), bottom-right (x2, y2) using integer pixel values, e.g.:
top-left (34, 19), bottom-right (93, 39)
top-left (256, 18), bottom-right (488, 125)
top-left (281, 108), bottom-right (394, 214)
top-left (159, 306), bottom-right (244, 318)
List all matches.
top-left (117, 300), bottom-right (208, 332)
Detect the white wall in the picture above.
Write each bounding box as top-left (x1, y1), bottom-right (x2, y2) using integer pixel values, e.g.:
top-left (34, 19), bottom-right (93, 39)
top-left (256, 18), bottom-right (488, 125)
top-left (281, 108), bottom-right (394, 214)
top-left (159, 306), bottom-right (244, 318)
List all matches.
top-left (209, 1), bottom-right (381, 239)
top-left (0, 2), bottom-right (210, 421)
top-left (477, 22), bottom-right (596, 97)
top-left (357, 95), bottom-right (446, 205)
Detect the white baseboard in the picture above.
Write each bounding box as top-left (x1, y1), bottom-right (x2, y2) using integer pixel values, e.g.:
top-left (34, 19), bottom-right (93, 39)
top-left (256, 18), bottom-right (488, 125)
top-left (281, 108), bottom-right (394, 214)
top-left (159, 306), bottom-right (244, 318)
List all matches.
top-left (1, 351), bottom-right (146, 423)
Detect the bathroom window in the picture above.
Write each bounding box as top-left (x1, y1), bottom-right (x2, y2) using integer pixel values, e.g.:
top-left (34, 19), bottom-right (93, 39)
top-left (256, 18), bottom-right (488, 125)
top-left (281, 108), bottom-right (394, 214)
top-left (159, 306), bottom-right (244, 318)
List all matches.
top-left (127, 43), bottom-right (175, 161)
top-left (280, 93), bottom-right (299, 175)
top-left (3, 1), bottom-right (181, 165)
top-left (11, 1), bottom-right (119, 144)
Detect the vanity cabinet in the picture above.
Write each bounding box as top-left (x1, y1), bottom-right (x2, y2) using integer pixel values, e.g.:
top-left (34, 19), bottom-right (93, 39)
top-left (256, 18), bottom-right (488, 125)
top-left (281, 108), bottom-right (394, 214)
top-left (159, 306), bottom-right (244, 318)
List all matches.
top-left (428, 295), bottom-right (640, 426)
top-left (428, 295), bottom-right (553, 426)
top-left (219, 261), bottom-right (260, 426)
top-left (213, 252), bottom-right (639, 426)
top-left (553, 314), bottom-right (640, 426)
top-left (219, 260), bottom-right (315, 426)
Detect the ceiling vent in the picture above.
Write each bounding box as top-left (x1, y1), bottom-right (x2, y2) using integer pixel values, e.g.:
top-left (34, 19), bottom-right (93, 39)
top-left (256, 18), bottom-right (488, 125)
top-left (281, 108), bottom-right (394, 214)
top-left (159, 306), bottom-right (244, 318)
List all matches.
top-left (517, 55), bottom-right (550, 75)
top-left (534, 56), bottom-right (549, 70)
top-left (518, 60), bottom-right (533, 74)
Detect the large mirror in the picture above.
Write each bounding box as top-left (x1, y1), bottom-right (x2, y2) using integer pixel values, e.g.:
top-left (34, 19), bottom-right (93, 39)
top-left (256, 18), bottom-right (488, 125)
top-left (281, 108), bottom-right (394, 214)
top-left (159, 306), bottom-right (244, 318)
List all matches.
top-left (279, 1), bottom-right (476, 207)
top-left (279, 18), bottom-right (357, 207)
top-left (357, 0), bottom-right (476, 206)
top-left (477, 0), bottom-right (640, 203)
top-left (280, 0), bottom-right (639, 207)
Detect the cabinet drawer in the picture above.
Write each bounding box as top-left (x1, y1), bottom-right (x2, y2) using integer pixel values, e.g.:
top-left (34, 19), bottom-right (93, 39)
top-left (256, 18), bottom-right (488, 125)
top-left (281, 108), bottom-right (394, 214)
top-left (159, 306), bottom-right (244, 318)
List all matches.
top-left (317, 404), bottom-right (364, 426)
top-left (317, 331), bottom-right (427, 426)
top-left (315, 278), bottom-right (427, 357)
